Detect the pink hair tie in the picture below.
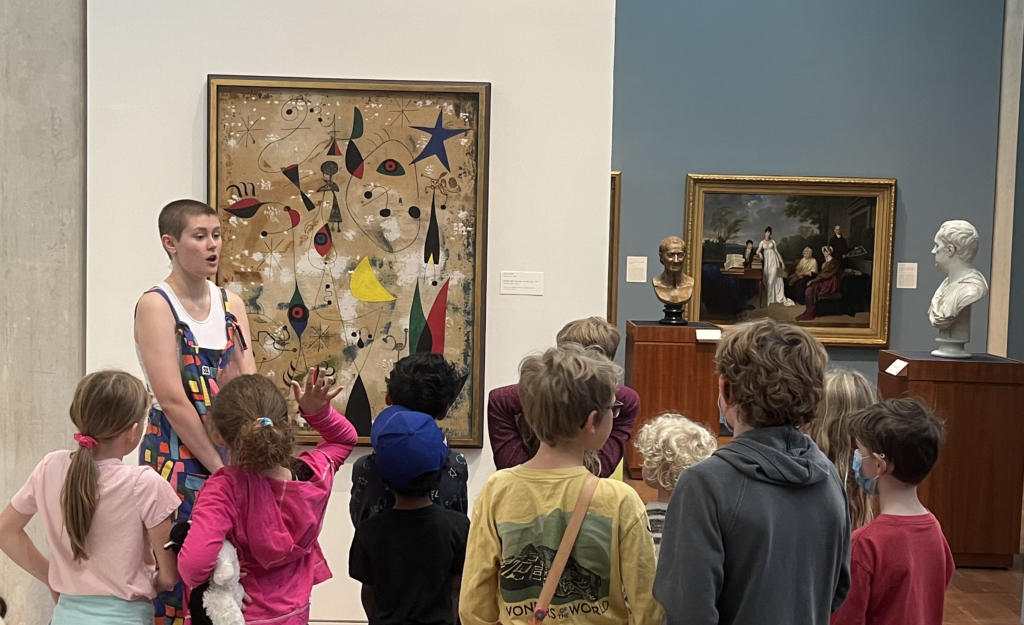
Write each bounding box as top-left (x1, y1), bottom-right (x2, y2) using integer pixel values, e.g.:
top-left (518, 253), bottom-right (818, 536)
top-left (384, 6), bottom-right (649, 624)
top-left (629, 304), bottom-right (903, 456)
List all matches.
top-left (74, 433), bottom-right (98, 450)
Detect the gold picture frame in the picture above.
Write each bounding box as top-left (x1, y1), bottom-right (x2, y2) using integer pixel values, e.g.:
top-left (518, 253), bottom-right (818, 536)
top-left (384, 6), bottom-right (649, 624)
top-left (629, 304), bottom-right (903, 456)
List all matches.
top-left (608, 171), bottom-right (622, 325)
top-left (684, 174), bottom-right (896, 346)
top-left (208, 75), bottom-right (490, 446)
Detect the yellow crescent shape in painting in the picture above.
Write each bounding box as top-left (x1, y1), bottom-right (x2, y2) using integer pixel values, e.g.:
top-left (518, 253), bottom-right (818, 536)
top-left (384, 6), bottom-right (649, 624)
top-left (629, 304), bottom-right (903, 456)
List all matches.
top-left (351, 257), bottom-right (397, 302)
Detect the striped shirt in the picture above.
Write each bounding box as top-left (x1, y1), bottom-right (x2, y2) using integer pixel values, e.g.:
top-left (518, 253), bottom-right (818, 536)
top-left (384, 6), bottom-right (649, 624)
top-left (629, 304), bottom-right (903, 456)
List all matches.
top-left (646, 501), bottom-right (669, 559)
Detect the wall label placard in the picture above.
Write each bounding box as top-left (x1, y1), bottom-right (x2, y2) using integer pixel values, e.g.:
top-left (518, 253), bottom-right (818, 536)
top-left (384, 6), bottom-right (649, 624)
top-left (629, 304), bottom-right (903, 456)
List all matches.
top-left (500, 271), bottom-right (544, 296)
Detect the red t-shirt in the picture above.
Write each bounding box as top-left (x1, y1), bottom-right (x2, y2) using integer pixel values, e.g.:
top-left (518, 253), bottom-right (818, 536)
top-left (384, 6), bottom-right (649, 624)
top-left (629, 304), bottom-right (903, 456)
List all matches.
top-left (831, 513), bottom-right (954, 625)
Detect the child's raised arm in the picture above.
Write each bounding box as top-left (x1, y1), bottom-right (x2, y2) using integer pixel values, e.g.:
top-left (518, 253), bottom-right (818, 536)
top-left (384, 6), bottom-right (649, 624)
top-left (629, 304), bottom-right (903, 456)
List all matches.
top-left (292, 368), bottom-right (358, 470)
top-left (0, 504), bottom-right (54, 602)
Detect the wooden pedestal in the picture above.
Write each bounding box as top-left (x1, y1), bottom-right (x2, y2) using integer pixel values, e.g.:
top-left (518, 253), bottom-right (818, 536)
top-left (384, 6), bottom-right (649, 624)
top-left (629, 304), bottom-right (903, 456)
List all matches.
top-left (624, 321), bottom-right (720, 479)
top-left (878, 350), bottom-right (1024, 568)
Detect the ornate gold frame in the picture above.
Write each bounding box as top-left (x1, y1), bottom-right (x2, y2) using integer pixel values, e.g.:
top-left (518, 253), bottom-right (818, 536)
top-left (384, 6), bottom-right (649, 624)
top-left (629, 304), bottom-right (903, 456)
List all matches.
top-left (684, 174), bottom-right (896, 347)
top-left (207, 75), bottom-right (490, 446)
top-left (607, 171), bottom-right (622, 325)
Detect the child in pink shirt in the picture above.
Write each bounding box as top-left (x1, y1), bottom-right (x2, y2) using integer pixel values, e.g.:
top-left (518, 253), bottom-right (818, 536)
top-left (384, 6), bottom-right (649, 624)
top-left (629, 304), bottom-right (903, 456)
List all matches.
top-left (178, 369), bottom-right (357, 625)
top-left (0, 371), bottom-right (181, 624)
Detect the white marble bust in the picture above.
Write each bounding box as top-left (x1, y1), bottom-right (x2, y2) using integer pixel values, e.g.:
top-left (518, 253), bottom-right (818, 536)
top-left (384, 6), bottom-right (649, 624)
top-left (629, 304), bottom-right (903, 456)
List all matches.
top-left (927, 220), bottom-right (988, 359)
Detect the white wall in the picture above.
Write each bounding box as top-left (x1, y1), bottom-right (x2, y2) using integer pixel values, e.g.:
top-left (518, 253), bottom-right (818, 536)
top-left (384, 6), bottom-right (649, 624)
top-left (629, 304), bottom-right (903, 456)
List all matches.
top-left (87, 1), bottom-right (616, 621)
top-left (1, 2), bottom-right (84, 623)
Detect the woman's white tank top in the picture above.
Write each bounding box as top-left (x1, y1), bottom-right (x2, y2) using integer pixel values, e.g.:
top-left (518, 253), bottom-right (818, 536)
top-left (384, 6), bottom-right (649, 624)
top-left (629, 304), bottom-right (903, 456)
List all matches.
top-left (135, 281), bottom-right (228, 410)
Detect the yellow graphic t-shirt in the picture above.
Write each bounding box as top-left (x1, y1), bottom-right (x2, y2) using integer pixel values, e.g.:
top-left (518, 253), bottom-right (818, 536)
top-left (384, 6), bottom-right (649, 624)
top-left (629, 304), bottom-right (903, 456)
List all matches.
top-left (460, 466), bottom-right (663, 625)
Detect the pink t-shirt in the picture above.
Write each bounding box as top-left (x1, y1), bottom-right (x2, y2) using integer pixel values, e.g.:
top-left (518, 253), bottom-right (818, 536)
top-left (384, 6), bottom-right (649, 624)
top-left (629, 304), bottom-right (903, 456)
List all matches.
top-left (11, 451), bottom-right (181, 601)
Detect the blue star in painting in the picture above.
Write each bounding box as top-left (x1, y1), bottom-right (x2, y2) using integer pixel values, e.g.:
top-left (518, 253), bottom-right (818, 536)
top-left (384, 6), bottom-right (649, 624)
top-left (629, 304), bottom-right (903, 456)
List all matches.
top-left (410, 111), bottom-right (469, 172)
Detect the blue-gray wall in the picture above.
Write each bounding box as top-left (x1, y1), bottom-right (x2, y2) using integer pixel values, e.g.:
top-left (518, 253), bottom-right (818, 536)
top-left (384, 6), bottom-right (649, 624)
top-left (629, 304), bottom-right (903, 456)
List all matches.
top-left (612, 0), bottom-right (1005, 381)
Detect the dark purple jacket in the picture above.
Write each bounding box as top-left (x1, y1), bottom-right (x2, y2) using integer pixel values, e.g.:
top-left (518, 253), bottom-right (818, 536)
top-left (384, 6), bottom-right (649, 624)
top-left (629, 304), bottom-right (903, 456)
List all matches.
top-left (487, 383), bottom-right (639, 478)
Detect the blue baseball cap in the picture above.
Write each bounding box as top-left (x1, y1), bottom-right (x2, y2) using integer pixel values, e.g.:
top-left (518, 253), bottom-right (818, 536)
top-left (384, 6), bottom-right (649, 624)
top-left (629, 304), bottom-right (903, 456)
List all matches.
top-left (371, 405), bottom-right (449, 488)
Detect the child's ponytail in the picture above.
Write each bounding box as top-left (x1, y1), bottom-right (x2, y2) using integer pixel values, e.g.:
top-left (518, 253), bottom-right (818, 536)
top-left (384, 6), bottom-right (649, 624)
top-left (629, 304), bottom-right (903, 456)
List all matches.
top-left (62, 440), bottom-right (99, 562)
top-left (233, 416), bottom-right (294, 473)
top-left (61, 371), bottom-right (150, 561)
top-left (211, 375), bottom-right (293, 474)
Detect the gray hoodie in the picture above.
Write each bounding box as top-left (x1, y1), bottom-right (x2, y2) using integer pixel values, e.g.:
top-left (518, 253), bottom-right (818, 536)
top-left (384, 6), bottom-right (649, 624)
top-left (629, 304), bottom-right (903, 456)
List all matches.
top-left (653, 425), bottom-right (851, 625)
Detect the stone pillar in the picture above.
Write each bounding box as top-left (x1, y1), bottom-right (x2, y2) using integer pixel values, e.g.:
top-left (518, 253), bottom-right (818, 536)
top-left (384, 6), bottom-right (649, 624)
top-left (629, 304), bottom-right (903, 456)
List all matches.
top-left (0, 1), bottom-right (85, 623)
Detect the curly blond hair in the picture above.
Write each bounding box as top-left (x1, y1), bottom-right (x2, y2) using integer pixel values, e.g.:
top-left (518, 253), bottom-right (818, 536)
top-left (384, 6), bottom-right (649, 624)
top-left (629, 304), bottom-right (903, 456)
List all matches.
top-left (634, 414), bottom-right (717, 491)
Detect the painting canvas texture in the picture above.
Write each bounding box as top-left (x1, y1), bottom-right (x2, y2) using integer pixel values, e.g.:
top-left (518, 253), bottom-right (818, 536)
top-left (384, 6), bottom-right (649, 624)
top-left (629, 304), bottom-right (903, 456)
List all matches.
top-left (686, 176), bottom-right (895, 346)
top-left (210, 77), bottom-right (488, 445)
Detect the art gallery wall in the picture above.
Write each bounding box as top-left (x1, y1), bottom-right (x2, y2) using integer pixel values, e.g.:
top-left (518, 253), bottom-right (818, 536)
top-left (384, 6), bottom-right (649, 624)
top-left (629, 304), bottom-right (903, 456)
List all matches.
top-left (612, 0), bottom-right (1005, 380)
top-left (1009, 90), bottom-right (1024, 362)
top-left (87, 1), bottom-right (615, 622)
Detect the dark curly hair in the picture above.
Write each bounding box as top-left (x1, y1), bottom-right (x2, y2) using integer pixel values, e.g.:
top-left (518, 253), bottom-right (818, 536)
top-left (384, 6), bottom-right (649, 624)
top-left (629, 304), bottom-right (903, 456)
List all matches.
top-left (386, 353), bottom-right (462, 420)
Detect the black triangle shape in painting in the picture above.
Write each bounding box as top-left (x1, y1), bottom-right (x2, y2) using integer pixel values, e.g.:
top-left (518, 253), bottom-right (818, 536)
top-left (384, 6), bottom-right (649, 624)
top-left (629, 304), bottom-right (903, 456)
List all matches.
top-left (346, 374), bottom-right (373, 437)
top-left (282, 164), bottom-right (301, 188)
top-left (281, 164), bottom-right (316, 211)
top-left (424, 194), bottom-right (441, 264)
top-left (416, 323), bottom-right (433, 355)
top-left (345, 140), bottom-right (364, 178)
top-left (453, 372), bottom-right (469, 402)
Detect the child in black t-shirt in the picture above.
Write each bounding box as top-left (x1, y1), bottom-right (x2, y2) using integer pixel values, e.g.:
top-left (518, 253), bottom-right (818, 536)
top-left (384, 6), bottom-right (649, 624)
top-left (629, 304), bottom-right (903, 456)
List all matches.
top-left (349, 408), bottom-right (470, 625)
top-left (349, 353), bottom-right (469, 526)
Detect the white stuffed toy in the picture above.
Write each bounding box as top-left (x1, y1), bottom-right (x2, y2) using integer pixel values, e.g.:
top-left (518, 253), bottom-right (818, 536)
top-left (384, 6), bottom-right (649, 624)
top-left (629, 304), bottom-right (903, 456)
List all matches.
top-left (201, 541), bottom-right (246, 625)
top-left (166, 522), bottom-right (245, 625)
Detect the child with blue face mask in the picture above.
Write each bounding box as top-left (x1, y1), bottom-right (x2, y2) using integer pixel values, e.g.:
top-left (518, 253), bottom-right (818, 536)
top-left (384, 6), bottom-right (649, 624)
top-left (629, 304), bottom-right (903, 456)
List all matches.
top-left (832, 398), bottom-right (953, 625)
top-left (851, 450), bottom-right (877, 495)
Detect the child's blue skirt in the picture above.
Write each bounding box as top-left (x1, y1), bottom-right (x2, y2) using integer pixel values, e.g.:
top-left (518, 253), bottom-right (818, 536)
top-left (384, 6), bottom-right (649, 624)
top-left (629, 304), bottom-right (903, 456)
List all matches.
top-left (50, 594), bottom-right (153, 625)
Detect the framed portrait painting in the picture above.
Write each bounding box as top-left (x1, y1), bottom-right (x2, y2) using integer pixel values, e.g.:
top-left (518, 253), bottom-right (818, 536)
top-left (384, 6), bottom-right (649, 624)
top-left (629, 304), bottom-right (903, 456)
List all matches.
top-left (208, 75), bottom-right (490, 446)
top-left (684, 174), bottom-right (895, 346)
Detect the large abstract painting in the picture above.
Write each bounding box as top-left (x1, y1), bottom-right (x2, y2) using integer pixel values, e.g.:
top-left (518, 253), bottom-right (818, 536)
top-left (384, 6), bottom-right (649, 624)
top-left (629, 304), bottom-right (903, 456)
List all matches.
top-left (208, 76), bottom-right (489, 446)
top-left (684, 174), bottom-right (895, 347)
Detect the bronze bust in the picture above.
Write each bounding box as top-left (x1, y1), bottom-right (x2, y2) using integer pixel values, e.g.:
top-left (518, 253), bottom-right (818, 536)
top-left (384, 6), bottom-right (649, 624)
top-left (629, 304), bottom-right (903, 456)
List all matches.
top-left (653, 235), bottom-right (693, 324)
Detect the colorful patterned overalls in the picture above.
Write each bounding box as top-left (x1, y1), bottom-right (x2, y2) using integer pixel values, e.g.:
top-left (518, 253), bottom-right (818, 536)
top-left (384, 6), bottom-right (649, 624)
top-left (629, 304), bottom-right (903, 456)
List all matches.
top-left (138, 286), bottom-right (246, 625)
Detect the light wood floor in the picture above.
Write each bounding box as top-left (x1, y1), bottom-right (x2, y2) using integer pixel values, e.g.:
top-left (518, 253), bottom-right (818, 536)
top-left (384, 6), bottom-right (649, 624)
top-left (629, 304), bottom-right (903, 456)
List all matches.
top-left (623, 477), bottom-right (1024, 624)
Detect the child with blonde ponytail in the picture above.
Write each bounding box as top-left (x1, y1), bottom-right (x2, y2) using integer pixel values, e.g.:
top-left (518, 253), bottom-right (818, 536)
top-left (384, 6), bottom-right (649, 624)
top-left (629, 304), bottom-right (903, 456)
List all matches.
top-left (0, 371), bottom-right (181, 624)
top-left (178, 369), bottom-right (358, 625)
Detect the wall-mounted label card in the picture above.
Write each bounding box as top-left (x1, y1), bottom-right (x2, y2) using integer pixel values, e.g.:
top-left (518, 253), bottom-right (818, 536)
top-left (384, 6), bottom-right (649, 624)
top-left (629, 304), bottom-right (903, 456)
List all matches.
top-left (500, 271), bottom-right (544, 296)
top-left (625, 256), bottom-right (648, 283)
top-left (896, 263), bottom-right (918, 289)
top-left (885, 359), bottom-right (909, 376)
top-left (696, 328), bottom-right (722, 342)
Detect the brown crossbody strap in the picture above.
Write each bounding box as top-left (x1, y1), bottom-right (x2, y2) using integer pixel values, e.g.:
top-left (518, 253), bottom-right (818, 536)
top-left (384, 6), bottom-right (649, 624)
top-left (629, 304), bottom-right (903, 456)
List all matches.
top-left (530, 474), bottom-right (600, 624)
